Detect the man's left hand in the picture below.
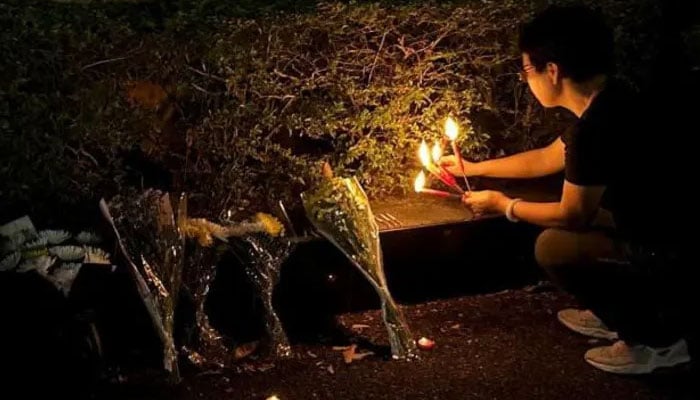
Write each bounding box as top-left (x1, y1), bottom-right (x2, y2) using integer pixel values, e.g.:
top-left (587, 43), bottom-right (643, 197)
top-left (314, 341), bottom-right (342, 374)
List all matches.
top-left (462, 190), bottom-right (510, 217)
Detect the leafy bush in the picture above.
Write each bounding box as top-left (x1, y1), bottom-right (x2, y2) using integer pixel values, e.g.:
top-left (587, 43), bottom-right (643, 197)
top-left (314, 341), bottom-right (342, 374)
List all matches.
top-left (0, 0), bottom-right (663, 224)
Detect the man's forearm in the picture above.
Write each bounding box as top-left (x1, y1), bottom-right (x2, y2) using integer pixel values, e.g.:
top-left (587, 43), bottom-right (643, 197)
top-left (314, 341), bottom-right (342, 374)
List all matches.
top-left (499, 198), bottom-right (574, 228)
top-left (473, 148), bottom-right (556, 178)
top-left (466, 143), bottom-right (563, 178)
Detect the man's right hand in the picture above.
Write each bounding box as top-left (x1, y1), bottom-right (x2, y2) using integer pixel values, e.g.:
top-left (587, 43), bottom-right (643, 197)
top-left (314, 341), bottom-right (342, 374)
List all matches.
top-left (438, 155), bottom-right (478, 177)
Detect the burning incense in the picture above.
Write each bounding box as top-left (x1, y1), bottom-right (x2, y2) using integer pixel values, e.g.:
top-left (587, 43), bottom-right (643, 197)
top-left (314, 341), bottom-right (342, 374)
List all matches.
top-left (431, 141), bottom-right (464, 192)
top-left (418, 140), bottom-right (462, 194)
top-left (414, 171), bottom-right (461, 199)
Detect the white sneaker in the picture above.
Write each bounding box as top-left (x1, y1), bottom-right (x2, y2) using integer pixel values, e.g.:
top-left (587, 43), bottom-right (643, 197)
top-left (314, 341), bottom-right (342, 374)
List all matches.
top-left (585, 339), bottom-right (691, 374)
top-left (557, 309), bottom-right (618, 340)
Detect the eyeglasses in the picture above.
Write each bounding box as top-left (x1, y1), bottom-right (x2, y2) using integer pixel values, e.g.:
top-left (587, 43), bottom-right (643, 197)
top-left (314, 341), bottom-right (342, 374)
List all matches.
top-left (518, 64), bottom-right (535, 82)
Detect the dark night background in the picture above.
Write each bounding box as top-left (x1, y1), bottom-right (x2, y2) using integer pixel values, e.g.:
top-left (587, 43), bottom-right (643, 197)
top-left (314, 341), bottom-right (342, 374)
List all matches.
top-left (1, 1), bottom-right (698, 399)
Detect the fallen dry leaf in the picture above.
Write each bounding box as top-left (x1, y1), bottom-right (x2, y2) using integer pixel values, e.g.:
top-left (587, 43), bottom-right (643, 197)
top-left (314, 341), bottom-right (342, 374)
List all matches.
top-left (352, 351), bottom-right (374, 362)
top-left (125, 81), bottom-right (168, 109)
top-left (340, 344), bottom-right (375, 364)
top-left (342, 345), bottom-right (357, 363)
top-left (234, 341), bottom-right (259, 360)
top-left (322, 161), bottom-right (334, 179)
top-left (257, 363), bottom-right (275, 372)
top-left (182, 346), bottom-right (205, 366)
top-left (351, 324), bottom-right (370, 330)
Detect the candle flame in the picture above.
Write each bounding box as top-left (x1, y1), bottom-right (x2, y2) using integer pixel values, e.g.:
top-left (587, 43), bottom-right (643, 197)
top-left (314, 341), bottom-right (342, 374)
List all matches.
top-left (418, 140), bottom-right (431, 167)
top-left (445, 117), bottom-right (459, 141)
top-left (431, 142), bottom-right (442, 163)
top-left (414, 170), bottom-right (426, 192)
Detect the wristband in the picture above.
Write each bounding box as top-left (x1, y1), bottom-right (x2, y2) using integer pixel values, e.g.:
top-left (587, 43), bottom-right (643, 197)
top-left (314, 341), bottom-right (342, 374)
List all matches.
top-left (506, 198), bottom-right (522, 222)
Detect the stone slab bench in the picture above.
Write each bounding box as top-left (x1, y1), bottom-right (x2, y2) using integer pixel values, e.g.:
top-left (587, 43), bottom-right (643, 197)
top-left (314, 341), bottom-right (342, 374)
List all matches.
top-left (371, 176), bottom-right (562, 232)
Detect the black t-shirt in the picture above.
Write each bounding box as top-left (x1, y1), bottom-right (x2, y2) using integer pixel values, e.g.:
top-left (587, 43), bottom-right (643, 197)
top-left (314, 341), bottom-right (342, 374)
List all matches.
top-left (560, 79), bottom-right (678, 246)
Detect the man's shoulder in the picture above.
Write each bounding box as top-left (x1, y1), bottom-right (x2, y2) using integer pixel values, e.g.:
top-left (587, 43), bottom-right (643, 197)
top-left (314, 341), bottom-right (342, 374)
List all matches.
top-left (593, 79), bottom-right (638, 112)
top-left (582, 79), bottom-right (644, 129)
top-left (606, 79), bottom-right (641, 106)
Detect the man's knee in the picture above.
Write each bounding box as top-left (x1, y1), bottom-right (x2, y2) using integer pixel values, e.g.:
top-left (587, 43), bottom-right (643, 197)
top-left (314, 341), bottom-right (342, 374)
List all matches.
top-left (535, 228), bottom-right (578, 269)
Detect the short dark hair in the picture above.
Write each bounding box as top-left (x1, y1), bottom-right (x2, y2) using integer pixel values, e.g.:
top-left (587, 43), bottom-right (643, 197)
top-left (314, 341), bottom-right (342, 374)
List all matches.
top-left (518, 4), bottom-right (615, 82)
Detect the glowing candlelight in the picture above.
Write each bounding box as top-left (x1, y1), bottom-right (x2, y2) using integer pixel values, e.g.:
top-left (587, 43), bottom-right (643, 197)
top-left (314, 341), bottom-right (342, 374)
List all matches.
top-left (444, 117), bottom-right (459, 141)
top-left (431, 142), bottom-right (442, 164)
top-left (418, 140), bottom-right (462, 194)
top-left (414, 171), bottom-right (460, 199)
top-left (418, 140), bottom-right (433, 169)
top-left (414, 170), bottom-right (426, 192)
top-left (444, 117), bottom-right (472, 192)
top-left (417, 336), bottom-right (436, 350)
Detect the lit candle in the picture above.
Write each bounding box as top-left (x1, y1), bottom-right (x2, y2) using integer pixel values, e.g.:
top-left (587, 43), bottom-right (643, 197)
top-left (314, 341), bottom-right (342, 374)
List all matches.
top-left (417, 336), bottom-right (436, 350)
top-left (444, 117), bottom-right (472, 192)
top-left (431, 142), bottom-right (442, 165)
top-left (419, 140), bottom-right (462, 194)
top-left (414, 171), bottom-right (460, 199)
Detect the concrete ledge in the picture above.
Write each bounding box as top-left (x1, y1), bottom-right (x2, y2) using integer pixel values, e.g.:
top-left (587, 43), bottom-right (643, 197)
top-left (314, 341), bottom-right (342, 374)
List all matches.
top-left (271, 176), bottom-right (563, 337)
top-left (371, 175), bottom-right (562, 232)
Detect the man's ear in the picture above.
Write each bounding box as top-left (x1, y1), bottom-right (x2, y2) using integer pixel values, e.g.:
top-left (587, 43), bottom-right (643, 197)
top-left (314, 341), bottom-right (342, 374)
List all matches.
top-left (546, 62), bottom-right (560, 85)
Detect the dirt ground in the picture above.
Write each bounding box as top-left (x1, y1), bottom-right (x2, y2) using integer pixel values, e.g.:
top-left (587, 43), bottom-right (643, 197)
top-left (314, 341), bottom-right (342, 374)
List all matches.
top-left (97, 288), bottom-right (696, 400)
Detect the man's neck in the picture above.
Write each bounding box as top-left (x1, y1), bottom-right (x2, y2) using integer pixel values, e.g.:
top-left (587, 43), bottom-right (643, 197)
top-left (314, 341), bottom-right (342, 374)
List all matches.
top-left (560, 75), bottom-right (608, 117)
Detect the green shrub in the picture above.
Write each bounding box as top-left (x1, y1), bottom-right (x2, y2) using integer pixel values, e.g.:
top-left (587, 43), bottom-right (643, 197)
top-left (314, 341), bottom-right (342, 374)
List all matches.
top-left (0, 0), bottom-right (662, 224)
